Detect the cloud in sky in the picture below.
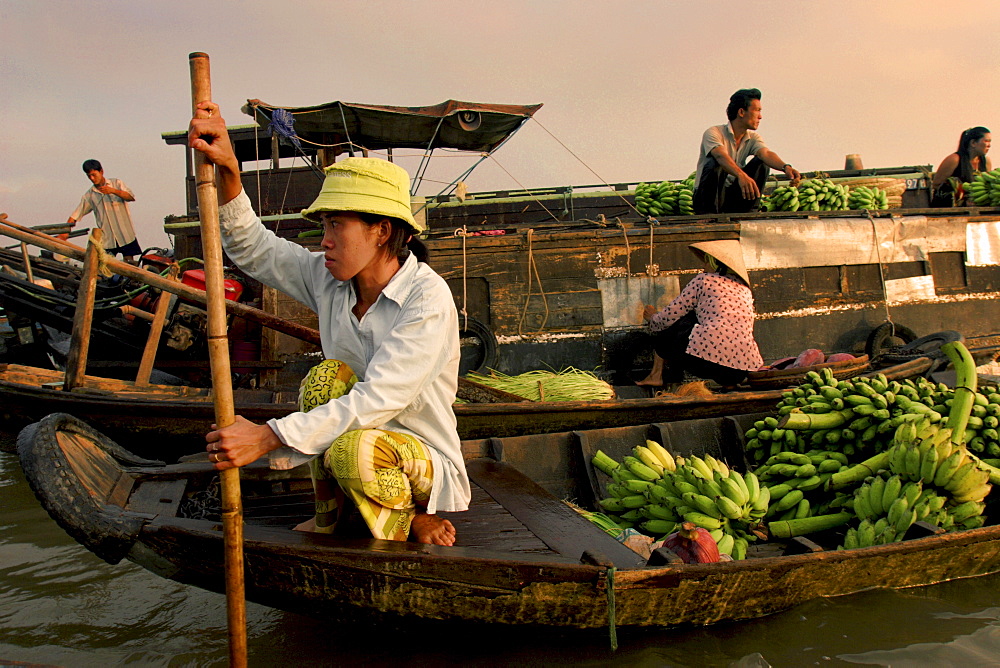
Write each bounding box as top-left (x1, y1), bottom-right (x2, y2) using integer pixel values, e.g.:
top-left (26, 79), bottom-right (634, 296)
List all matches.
top-left (2, 0), bottom-right (999, 251)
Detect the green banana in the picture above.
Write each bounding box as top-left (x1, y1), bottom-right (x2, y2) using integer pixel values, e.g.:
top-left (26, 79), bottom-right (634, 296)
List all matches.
top-left (683, 511), bottom-right (724, 530)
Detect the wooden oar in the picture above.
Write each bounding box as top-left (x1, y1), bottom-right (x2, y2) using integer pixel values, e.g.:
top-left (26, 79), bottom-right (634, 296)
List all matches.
top-left (189, 51), bottom-right (247, 666)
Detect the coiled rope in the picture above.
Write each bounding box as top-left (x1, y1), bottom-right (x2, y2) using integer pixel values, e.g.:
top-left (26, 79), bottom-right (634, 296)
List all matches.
top-left (90, 231), bottom-right (113, 278)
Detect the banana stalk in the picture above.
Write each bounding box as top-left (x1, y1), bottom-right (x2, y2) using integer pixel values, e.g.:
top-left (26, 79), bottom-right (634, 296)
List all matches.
top-left (826, 451), bottom-right (892, 490)
top-left (780, 409), bottom-right (854, 431)
top-left (768, 512), bottom-right (854, 538)
top-left (941, 341), bottom-right (977, 445)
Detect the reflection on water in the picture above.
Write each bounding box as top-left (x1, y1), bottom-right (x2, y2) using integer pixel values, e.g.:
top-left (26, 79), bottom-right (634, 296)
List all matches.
top-left (2, 435), bottom-right (999, 667)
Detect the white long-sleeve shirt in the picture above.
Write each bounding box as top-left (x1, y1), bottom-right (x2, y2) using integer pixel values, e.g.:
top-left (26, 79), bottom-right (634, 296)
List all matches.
top-left (218, 190), bottom-right (470, 513)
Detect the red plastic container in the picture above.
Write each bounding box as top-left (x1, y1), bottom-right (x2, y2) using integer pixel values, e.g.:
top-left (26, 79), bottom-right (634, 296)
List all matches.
top-left (181, 269), bottom-right (244, 301)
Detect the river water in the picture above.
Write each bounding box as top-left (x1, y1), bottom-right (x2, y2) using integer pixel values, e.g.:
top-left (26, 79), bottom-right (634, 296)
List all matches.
top-left (2, 428), bottom-right (999, 668)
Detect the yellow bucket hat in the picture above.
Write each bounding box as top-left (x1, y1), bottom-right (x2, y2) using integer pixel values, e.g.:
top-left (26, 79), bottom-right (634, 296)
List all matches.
top-left (301, 157), bottom-right (421, 233)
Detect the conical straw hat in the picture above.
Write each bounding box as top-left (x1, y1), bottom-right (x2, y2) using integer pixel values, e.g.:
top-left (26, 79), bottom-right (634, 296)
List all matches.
top-left (688, 240), bottom-right (750, 286)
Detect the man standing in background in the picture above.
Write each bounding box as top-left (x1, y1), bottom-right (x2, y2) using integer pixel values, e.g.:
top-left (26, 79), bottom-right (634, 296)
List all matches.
top-left (66, 159), bottom-right (141, 262)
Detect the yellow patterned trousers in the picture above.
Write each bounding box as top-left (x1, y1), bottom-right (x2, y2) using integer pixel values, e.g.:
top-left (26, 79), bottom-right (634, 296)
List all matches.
top-left (299, 360), bottom-right (435, 540)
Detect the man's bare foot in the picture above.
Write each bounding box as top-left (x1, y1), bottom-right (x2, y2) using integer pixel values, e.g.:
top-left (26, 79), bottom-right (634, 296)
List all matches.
top-left (410, 513), bottom-right (456, 546)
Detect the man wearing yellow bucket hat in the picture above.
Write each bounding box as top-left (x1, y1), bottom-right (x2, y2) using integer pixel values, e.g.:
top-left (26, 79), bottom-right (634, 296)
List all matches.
top-left (189, 101), bottom-right (469, 546)
top-left (638, 239), bottom-right (763, 388)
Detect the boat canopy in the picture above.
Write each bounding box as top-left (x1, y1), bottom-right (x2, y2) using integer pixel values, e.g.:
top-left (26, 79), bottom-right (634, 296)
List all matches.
top-left (241, 98), bottom-right (543, 156)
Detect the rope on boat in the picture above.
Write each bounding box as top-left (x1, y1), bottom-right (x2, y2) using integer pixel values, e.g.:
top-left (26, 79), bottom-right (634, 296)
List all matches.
top-left (90, 231), bottom-right (113, 278)
top-left (454, 226), bottom-right (469, 330)
top-left (866, 209), bottom-right (898, 334)
top-left (529, 116), bottom-right (643, 219)
top-left (618, 219), bottom-right (631, 275)
top-left (647, 222), bottom-right (660, 276)
top-left (485, 153), bottom-right (564, 224)
top-left (606, 566), bottom-right (618, 651)
top-left (517, 228), bottom-right (550, 335)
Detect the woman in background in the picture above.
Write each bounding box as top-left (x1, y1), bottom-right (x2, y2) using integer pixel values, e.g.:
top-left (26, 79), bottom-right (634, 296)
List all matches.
top-left (931, 126), bottom-right (991, 207)
top-left (638, 240), bottom-right (762, 388)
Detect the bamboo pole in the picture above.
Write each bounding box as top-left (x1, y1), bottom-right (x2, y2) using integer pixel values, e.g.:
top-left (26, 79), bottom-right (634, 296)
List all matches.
top-left (135, 265), bottom-right (179, 387)
top-left (63, 229), bottom-right (103, 391)
top-left (19, 242), bottom-right (34, 283)
top-left (0, 214), bottom-right (323, 346)
top-left (189, 51), bottom-right (247, 666)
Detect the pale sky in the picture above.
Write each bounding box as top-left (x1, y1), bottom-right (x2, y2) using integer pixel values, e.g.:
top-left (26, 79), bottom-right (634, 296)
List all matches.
top-left (2, 1), bottom-right (999, 251)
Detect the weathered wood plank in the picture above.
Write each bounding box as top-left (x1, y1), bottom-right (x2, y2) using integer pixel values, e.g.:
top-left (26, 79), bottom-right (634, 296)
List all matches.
top-left (466, 458), bottom-right (645, 568)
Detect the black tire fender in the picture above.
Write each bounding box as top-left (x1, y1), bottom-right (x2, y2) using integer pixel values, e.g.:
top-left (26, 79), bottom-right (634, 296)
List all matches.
top-left (17, 413), bottom-right (157, 564)
top-left (458, 316), bottom-right (498, 375)
top-left (865, 322), bottom-right (918, 359)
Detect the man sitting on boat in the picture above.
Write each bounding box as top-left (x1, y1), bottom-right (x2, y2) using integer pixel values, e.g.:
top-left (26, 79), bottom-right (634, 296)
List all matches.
top-left (692, 88), bottom-right (801, 214)
top-left (189, 102), bottom-right (470, 546)
top-left (640, 240), bottom-right (763, 388)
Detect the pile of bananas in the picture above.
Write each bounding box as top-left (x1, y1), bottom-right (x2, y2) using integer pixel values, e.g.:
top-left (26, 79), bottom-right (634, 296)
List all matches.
top-left (634, 179), bottom-right (694, 217)
top-left (763, 179), bottom-right (851, 212)
top-left (746, 368), bottom-right (1000, 465)
top-left (847, 185), bottom-right (890, 210)
top-left (753, 450), bottom-right (854, 522)
top-left (591, 443), bottom-right (766, 559)
top-left (763, 185), bottom-right (800, 212)
top-left (797, 178), bottom-right (850, 211)
top-left (838, 420), bottom-right (991, 549)
top-left (749, 341), bottom-right (999, 550)
top-left (763, 179), bottom-right (891, 212)
top-left (965, 168), bottom-right (1000, 206)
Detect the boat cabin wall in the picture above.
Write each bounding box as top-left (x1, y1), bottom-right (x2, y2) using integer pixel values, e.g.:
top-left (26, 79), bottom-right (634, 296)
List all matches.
top-left (165, 212), bottom-right (1000, 384)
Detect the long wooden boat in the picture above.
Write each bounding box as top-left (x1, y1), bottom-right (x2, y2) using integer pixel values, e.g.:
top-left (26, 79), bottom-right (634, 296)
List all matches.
top-left (158, 100), bottom-right (1000, 383)
top-left (18, 410), bottom-right (1000, 630)
top-left (0, 355), bottom-right (937, 460)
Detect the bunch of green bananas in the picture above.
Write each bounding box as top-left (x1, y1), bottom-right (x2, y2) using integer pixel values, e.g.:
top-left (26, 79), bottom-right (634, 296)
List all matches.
top-left (797, 178), bottom-right (850, 211)
top-left (840, 467), bottom-right (985, 550)
top-left (634, 179), bottom-right (695, 217)
top-left (762, 185), bottom-right (800, 212)
top-left (965, 168), bottom-right (1000, 206)
top-left (591, 444), bottom-right (766, 559)
top-left (753, 449), bottom-right (854, 521)
top-left (847, 185), bottom-right (890, 210)
top-left (744, 370), bottom-right (988, 465)
top-left (887, 418), bottom-right (993, 506)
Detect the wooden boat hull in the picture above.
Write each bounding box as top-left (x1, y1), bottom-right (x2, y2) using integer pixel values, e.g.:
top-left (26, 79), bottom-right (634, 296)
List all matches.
top-left (1, 356), bottom-right (934, 458)
top-left (18, 410), bottom-right (1000, 630)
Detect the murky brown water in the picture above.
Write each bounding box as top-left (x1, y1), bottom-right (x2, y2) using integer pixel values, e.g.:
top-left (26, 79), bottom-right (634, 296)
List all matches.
top-left (2, 428), bottom-right (999, 667)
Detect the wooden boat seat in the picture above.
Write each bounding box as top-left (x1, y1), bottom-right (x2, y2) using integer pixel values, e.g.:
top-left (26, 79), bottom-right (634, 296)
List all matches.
top-left (444, 458), bottom-right (645, 569)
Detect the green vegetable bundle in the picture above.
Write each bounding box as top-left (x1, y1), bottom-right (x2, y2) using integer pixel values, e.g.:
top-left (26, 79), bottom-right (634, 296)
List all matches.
top-left (464, 367), bottom-right (614, 402)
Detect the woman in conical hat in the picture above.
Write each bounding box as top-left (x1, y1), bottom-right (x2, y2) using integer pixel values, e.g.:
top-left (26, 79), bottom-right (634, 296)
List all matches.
top-left (638, 239), bottom-right (762, 388)
top-left (189, 101), bottom-right (468, 546)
